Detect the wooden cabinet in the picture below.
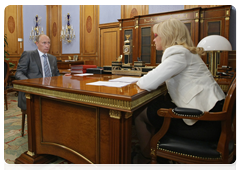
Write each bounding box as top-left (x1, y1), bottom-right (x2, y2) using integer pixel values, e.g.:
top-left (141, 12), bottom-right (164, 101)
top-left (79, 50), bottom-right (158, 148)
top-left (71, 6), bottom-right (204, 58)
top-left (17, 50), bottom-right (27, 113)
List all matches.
top-left (119, 5), bottom-right (232, 67)
top-left (118, 18), bottom-right (135, 64)
top-left (200, 6), bottom-right (231, 67)
top-left (139, 26), bottom-right (153, 64)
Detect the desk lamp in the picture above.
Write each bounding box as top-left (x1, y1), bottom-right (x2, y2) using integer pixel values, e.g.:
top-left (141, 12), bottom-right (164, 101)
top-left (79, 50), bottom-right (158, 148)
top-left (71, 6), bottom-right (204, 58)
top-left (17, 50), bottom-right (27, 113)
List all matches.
top-left (197, 35), bottom-right (232, 77)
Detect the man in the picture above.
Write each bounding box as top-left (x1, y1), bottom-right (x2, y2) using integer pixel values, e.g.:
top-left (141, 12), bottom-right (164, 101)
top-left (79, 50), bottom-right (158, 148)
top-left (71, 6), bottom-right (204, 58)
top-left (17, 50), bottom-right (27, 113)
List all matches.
top-left (15, 34), bottom-right (60, 134)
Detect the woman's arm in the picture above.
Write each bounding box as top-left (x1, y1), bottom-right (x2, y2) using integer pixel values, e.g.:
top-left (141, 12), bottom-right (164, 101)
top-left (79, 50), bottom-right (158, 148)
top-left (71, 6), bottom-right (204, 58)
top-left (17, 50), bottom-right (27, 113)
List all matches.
top-left (137, 53), bottom-right (187, 91)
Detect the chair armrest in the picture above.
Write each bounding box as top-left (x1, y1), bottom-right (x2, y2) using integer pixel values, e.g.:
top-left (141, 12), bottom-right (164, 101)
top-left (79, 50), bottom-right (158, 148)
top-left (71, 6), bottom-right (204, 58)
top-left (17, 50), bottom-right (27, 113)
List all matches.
top-left (158, 108), bottom-right (227, 121)
top-left (173, 107), bottom-right (203, 116)
top-left (150, 117), bottom-right (171, 157)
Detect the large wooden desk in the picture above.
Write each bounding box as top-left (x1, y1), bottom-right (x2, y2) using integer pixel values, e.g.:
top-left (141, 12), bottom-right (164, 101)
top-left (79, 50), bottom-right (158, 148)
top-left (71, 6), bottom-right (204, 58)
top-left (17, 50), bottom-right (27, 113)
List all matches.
top-left (13, 74), bottom-right (167, 164)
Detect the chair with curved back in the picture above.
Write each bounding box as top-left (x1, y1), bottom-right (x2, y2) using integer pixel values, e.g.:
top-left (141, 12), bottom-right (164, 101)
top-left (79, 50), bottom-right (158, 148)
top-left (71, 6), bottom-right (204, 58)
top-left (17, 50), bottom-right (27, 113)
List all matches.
top-left (4, 60), bottom-right (10, 110)
top-left (150, 78), bottom-right (236, 164)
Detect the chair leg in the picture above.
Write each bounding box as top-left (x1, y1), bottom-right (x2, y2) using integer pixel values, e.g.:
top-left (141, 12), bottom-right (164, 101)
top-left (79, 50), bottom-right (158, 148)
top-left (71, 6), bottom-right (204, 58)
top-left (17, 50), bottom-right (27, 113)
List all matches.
top-left (4, 93), bottom-right (8, 110)
top-left (151, 156), bottom-right (157, 170)
top-left (21, 109), bottom-right (26, 137)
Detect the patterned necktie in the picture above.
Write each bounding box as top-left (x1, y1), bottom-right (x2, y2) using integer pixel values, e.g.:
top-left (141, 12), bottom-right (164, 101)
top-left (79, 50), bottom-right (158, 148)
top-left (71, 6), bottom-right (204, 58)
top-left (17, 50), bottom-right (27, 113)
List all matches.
top-left (43, 54), bottom-right (51, 77)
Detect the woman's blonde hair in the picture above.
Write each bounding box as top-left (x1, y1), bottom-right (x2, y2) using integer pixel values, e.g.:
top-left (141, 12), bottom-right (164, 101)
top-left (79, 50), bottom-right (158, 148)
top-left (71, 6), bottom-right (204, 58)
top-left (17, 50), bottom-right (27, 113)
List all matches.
top-left (153, 18), bottom-right (205, 55)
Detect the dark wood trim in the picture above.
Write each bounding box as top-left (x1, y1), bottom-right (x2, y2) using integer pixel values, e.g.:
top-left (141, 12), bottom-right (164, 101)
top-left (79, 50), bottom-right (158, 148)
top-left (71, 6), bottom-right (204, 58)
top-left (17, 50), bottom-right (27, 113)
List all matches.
top-left (99, 22), bottom-right (119, 29)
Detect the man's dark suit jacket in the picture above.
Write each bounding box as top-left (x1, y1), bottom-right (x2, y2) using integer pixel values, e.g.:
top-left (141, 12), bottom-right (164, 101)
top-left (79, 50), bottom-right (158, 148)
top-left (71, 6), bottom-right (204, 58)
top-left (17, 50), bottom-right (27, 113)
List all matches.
top-left (15, 49), bottom-right (60, 110)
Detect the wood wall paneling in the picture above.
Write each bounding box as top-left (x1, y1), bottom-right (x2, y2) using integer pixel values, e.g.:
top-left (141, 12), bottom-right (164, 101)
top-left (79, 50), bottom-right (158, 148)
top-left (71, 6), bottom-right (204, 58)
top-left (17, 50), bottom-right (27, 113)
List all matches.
top-left (4, 5), bottom-right (235, 68)
top-left (100, 25), bottom-right (120, 67)
top-left (4, 5), bottom-right (23, 57)
top-left (49, 5), bottom-right (61, 56)
top-left (80, 5), bottom-right (99, 56)
top-left (121, 5), bottom-right (148, 19)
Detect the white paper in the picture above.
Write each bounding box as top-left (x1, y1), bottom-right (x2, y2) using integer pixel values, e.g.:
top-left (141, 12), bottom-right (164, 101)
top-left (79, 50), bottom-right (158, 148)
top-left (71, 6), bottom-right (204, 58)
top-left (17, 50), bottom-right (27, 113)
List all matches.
top-left (109, 77), bottom-right (140, 83)
top-left (73, 73), bottom-right (94, 76)
top-left (87, 81), bottom-right (131, 88)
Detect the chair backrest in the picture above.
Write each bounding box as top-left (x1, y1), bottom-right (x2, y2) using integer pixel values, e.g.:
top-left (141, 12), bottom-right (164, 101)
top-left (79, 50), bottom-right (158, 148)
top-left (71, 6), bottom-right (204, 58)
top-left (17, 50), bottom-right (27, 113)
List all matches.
top-left (223, 74), bottom-right (238, 119)
top-left (217, 74), bottom-right (238, 164)
top-left (217, 77), bottom-right (236, 161)
top-left (4, 60), bottom-right (10, 86)
top-left (227, 73), bottom-right (236, 92)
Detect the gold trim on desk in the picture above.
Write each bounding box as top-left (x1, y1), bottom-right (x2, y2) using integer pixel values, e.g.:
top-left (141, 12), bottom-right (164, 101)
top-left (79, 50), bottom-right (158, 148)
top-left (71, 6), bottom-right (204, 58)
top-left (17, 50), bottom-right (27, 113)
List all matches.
top-left (27, 151), bottom-right (35, 156)
top-left (109, 110), bottom-right (121, 119)
top-left (25, 93), bottom-right (32, 99)
top-left (13, 84), bottom-right (167, 112)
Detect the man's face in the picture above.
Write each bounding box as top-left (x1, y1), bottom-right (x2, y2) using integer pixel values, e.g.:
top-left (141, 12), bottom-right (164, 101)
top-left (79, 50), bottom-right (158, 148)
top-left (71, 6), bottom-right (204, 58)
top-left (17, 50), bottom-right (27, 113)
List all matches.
top-left (36, 35), bottom-right (50, 53)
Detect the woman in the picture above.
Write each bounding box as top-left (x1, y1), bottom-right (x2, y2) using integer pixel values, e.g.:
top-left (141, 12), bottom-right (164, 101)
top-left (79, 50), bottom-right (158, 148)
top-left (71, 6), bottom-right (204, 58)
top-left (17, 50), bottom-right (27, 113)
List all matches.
top-left (135, 18), bottom-right (225, 163)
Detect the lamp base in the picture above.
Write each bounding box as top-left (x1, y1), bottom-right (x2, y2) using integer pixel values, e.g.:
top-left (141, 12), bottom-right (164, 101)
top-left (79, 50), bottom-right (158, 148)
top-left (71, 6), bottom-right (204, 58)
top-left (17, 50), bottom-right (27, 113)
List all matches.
top-left (209, 51), bottom-right (220, 78)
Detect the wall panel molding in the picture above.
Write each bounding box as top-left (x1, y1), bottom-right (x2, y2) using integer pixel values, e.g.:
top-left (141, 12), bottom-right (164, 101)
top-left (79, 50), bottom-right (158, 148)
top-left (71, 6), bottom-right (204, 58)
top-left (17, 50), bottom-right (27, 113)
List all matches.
top-left (100, 27), bottom-right (120, 67)
top-left (121, 5), bottom-right (148, 19)
top-left (48, 5), bottom-right (62, 56)
top-left (4, 5), bottom-right (23, 56)
top-left (80, 5), bottom-right (99, 56)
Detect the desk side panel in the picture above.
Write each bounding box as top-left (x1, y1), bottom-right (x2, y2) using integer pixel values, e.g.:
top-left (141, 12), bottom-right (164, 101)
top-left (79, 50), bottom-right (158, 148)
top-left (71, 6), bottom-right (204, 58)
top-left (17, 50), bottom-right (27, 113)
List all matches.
top-left (34, 96), bottom-right (99, 164)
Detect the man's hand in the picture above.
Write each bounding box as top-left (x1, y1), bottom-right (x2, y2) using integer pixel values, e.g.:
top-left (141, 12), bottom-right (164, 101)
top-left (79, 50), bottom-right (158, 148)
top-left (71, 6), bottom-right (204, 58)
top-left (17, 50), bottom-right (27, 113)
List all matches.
top-left (64, 73), bottom-right (71, 76)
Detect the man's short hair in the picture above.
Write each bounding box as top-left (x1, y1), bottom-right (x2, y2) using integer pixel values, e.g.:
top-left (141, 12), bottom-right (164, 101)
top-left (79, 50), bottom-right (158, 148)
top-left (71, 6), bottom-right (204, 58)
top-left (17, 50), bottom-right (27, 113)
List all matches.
top-left (35, 34), bottom-right (48, 43)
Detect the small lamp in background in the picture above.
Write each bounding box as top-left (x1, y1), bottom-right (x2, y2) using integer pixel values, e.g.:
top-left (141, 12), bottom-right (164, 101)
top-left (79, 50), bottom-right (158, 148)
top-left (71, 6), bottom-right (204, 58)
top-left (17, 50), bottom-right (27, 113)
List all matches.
top-left (197, 35), bottom-right (232, 77)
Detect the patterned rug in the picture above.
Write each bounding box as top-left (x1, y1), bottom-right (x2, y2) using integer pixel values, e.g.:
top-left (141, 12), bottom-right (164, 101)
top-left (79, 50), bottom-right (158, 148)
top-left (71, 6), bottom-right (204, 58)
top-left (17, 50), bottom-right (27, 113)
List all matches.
top-left (4, 92), bottom-right (217, 170)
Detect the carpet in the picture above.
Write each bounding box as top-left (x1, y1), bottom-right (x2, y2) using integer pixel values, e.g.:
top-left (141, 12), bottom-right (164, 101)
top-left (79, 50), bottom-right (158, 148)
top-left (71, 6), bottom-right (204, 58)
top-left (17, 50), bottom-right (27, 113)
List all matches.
top-left (4, 92), bottom-right (217, 170)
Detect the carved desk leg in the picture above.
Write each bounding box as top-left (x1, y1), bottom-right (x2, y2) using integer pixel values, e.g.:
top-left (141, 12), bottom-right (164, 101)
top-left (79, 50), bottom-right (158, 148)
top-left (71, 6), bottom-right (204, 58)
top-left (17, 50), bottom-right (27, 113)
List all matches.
top-left (15, 94), bottom-right (56, 164)
top-left (122, 112), bottom-right (132, 164)
top-left (109, 110), bottom-right (132, 164)
top-left (109, 110), bottom-right (121, 164)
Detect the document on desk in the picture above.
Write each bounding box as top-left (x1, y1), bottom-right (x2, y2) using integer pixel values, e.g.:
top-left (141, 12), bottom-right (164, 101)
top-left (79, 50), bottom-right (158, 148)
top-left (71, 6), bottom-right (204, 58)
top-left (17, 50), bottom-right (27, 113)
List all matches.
top-left (73, 73), bottom-right (94, 76)
top-left (87, 81), bottom-right (131, 87)
top-left (109, 77), bottom-right (140, 83)
top-left (87, 76), bottom-right (140, 87)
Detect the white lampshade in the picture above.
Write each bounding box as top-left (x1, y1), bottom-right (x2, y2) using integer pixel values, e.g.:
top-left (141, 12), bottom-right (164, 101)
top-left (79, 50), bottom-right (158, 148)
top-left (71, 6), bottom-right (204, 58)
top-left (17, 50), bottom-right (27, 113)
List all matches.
top-left (197, 35), bottom-right (232, 51)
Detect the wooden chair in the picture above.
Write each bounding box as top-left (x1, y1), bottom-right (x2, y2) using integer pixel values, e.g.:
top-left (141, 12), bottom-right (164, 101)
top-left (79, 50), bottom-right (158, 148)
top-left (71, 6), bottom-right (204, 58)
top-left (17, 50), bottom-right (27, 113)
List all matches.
top-left (150, 78), bottom-right (236, 164)
top-left (4, 60), bottom-right (10, 110)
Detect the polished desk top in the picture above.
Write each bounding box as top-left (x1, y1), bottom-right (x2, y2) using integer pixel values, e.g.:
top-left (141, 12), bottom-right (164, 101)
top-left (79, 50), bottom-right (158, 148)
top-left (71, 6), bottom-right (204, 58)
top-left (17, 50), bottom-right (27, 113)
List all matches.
top-left (13, 74), bottom-right (167, 112)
